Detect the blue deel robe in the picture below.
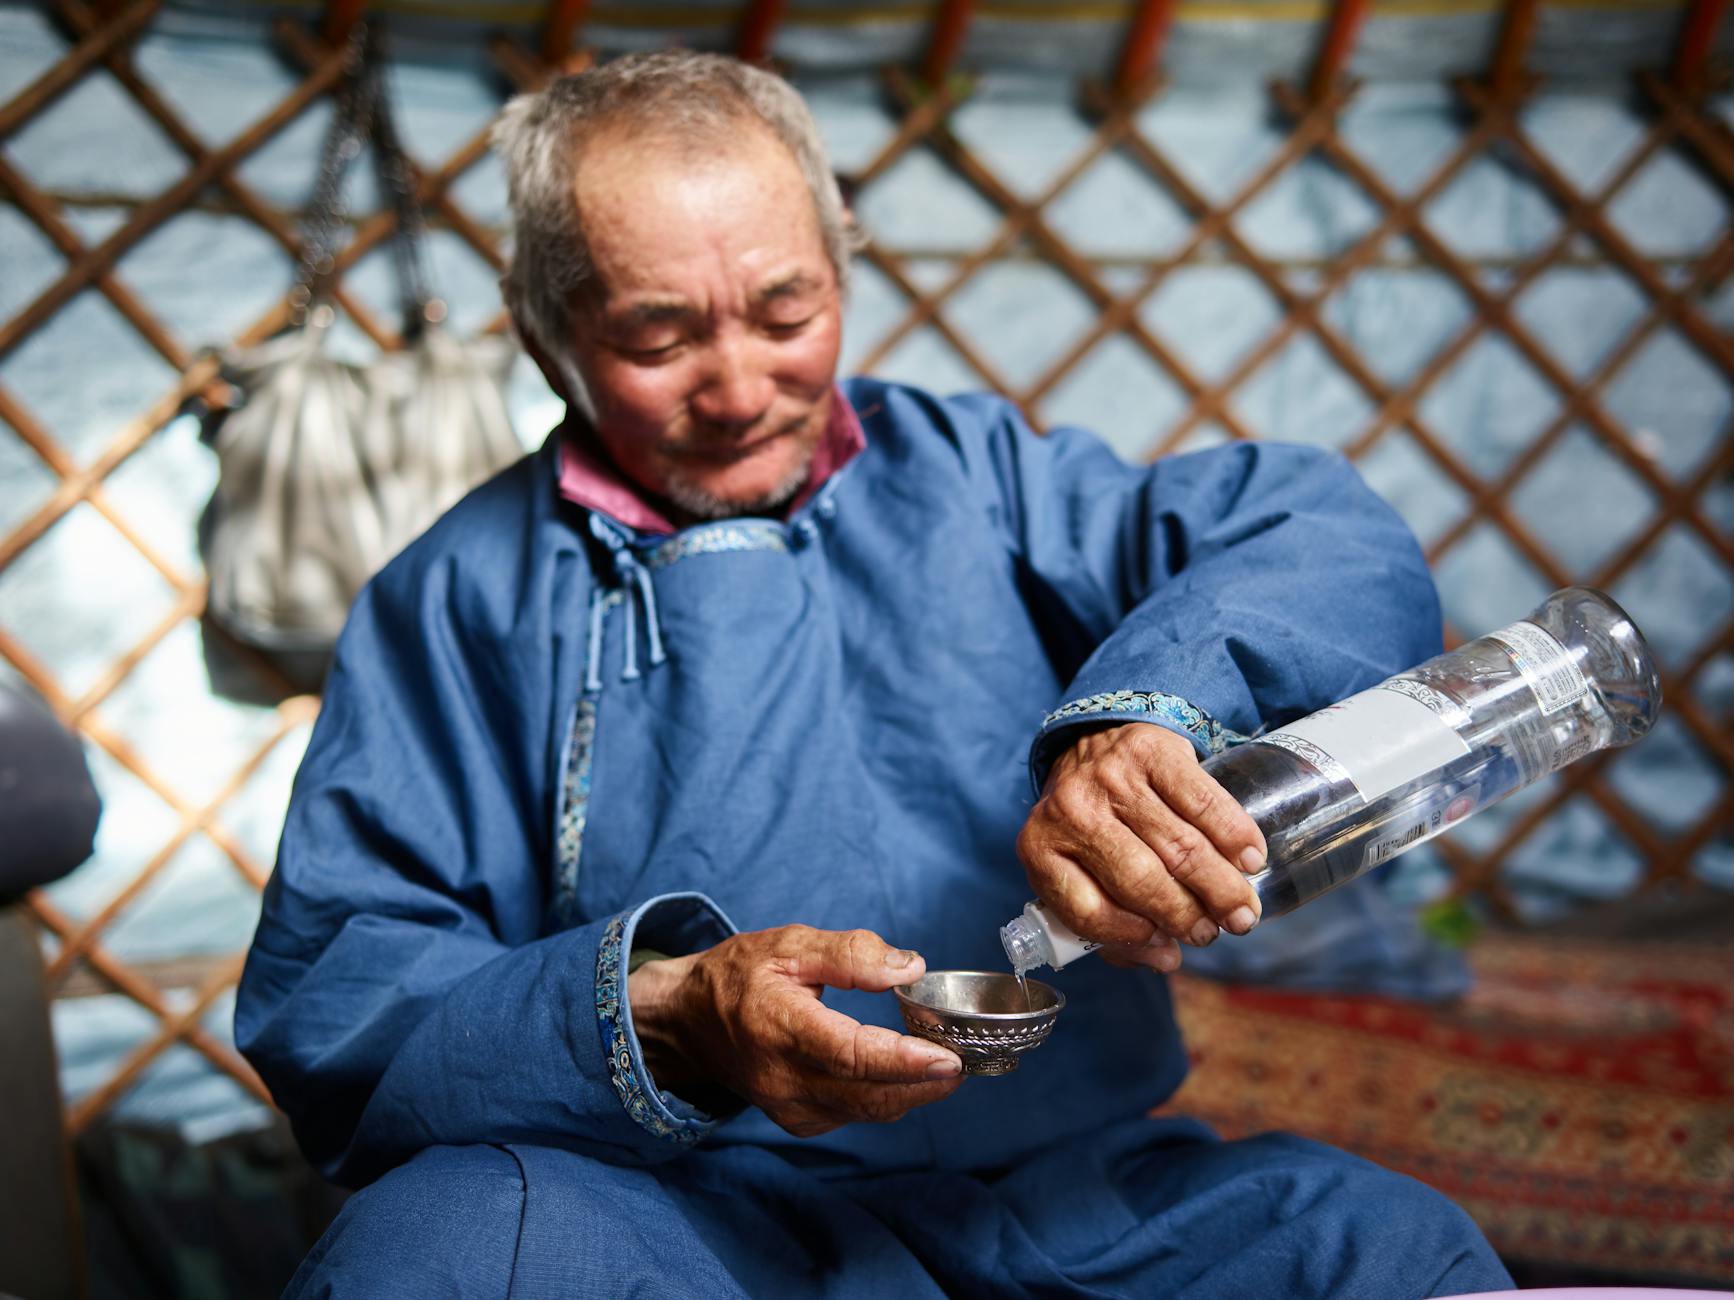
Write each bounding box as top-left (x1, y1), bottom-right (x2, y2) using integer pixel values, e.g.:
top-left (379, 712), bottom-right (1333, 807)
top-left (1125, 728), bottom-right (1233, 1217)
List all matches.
top-left (236, 379), bottom-right (1511, 1298)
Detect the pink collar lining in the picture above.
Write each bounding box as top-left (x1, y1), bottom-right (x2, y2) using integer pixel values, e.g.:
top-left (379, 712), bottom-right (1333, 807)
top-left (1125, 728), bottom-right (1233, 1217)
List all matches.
top-left (556, 388), bottom-right (866, 536)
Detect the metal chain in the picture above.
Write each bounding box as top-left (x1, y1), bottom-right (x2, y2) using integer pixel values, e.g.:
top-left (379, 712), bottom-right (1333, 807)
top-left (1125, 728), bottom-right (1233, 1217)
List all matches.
top-left (289, 22), bottom-right (435, 338)
top-left (360, 23), bottom-right (437, 337)
top-left (289, 28), bottom-right (370, 327)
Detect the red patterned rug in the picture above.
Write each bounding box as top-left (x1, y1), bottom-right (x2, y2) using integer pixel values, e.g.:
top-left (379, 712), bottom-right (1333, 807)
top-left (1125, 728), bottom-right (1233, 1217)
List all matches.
top-left (1158, 934), bottom-right (1734, 1284)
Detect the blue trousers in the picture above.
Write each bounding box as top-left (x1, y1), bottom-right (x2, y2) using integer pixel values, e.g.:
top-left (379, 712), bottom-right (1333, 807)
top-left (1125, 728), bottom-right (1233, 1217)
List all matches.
top-left (288, 1116), bottom-right (1512, 1299)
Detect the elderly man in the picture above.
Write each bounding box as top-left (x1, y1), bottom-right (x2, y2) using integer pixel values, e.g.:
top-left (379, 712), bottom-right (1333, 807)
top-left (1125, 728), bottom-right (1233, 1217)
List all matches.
top-left (237, 51), bottom-right (1510, 1298)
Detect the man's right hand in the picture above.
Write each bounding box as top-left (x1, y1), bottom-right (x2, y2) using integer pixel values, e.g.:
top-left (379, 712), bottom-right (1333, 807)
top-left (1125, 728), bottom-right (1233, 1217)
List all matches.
top-left (627, 925), bottom-right (964, 1138)
top-left (1018, 722), bottom-right (1266, 964)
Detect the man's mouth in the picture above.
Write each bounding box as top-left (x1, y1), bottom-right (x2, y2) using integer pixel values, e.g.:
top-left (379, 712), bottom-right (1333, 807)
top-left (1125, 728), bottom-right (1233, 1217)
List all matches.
top-left (671, 421), bottom-right (802, 465)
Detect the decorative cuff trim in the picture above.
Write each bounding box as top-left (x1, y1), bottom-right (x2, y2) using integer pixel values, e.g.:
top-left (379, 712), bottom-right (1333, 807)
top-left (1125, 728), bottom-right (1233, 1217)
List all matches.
top-left (594, 895), bottom-right (736, 1147)
top-left (1033, 690), bottom-right (1250, 793)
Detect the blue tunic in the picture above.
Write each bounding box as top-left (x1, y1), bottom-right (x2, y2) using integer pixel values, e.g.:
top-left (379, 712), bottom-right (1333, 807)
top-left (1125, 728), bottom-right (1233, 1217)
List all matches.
top-left (236, 379), bottom-right (1510, 1296)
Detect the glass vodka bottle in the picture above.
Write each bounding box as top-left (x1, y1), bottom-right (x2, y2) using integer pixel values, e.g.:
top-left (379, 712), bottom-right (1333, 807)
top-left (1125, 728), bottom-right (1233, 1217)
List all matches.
top-left (1001, 587), bottom-right (1662, 975)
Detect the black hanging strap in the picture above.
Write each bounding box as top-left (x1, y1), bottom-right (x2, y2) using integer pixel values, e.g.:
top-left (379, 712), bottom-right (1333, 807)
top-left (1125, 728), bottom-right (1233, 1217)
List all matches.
top-left (290, 22), bottom-right (434, 339)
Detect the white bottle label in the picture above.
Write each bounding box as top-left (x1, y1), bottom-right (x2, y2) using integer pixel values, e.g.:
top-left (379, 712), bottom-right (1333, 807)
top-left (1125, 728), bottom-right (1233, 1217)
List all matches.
top-left (1488, 620), bottom-right (1588, 716)
top-left (1255, 687), bottom-right (1471, 802)
top-left (1378, 675), bottom-right (1470, 726)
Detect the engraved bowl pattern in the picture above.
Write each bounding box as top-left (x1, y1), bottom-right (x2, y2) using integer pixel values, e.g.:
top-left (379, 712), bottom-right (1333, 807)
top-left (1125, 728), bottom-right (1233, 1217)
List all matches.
top-left (895, 971), bottom-right (1065, 1076)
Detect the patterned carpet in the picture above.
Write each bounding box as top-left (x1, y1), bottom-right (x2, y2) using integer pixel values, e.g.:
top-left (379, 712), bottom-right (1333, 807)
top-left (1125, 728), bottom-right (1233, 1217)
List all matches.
top-left (1159, 935), bottom-right (1734, 1285)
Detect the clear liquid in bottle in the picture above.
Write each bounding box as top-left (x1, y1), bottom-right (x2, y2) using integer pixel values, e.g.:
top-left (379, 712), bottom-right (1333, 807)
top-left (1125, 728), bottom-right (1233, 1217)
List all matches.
top-left (1001, 587), bottom-right (1662, 973)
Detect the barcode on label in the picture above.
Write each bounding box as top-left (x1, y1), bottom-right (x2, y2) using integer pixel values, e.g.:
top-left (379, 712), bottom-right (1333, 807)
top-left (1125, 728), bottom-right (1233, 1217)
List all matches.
top-left (1362, 784), bottom-right (1481, 870)
top-left (1367, 819), bottom-right (1428, 866)
top-left (1488, 621), bottom-right (1588, 716)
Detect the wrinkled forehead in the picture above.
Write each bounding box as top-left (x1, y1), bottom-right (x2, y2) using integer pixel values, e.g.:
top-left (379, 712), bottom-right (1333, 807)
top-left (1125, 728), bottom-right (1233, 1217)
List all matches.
top-left (569, 120), bottom-right (829, 301)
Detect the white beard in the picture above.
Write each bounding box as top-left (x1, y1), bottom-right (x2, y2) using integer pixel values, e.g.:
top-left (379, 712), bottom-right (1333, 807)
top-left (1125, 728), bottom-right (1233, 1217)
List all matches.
top-left (558, 353), bottom-right (816, 521)
top-left (656, 453), bottom-right (814, 521)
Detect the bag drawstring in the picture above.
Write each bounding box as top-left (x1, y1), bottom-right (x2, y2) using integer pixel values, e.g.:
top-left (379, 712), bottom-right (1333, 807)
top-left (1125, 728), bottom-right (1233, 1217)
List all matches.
top-left (587, 514), bottom-right (667, 686)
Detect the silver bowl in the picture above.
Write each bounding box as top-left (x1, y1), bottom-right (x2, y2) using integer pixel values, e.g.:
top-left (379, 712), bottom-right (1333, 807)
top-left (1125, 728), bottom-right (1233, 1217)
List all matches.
top-left (894, 971), bottom-right (1065, 1076)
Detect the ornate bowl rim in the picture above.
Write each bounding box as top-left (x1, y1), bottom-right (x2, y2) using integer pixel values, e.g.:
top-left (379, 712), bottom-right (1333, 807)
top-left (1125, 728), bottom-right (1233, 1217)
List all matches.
top-left (894, 970), bottom-right (1067, 1020)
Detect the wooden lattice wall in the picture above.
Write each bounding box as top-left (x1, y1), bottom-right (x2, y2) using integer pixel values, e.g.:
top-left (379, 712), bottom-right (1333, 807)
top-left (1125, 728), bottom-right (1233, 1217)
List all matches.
top-left (1, 0), bottom-right (1730, 1133)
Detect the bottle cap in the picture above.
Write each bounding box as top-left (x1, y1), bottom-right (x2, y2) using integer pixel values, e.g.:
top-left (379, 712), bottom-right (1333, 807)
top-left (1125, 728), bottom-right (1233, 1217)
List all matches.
top-left (1000, 914), bottom-right (1045, 973)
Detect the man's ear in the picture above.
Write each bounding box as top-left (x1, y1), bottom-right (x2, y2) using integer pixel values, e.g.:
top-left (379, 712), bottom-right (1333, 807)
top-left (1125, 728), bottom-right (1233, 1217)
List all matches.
top-left (510, 310), bottom-right (572, 402)
top-left (511, 309), bottom-right (601, 425)
top-left (511, 311), bottom-right (601, 424)
top-left (835, 172), bottom-right (864, 253)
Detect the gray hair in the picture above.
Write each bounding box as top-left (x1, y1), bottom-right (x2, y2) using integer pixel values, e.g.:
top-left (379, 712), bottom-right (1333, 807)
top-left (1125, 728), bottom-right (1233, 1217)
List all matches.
top-left (492, 50), bottom-right (855, 363)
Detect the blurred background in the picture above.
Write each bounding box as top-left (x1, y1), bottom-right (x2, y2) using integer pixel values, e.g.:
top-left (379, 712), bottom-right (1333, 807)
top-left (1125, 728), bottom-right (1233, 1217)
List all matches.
top-left (0, 0), bottom-right (1730, 1295)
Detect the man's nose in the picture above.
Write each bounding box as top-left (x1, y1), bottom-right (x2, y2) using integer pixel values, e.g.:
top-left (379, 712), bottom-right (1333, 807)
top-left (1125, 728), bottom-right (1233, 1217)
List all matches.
top-left (691, 336), bottom-right (776, 429)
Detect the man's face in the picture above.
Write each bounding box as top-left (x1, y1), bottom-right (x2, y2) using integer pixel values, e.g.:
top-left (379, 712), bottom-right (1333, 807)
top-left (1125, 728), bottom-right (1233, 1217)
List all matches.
top-left (561, 122), bottom-right (843, 520)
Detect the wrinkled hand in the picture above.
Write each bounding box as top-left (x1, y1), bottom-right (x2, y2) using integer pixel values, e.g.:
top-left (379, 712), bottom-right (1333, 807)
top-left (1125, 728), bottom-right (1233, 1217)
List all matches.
top-left (1018, 724), bottom-right (1267, 971)
top-left (627, 926), bottom-right (963, 1138)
